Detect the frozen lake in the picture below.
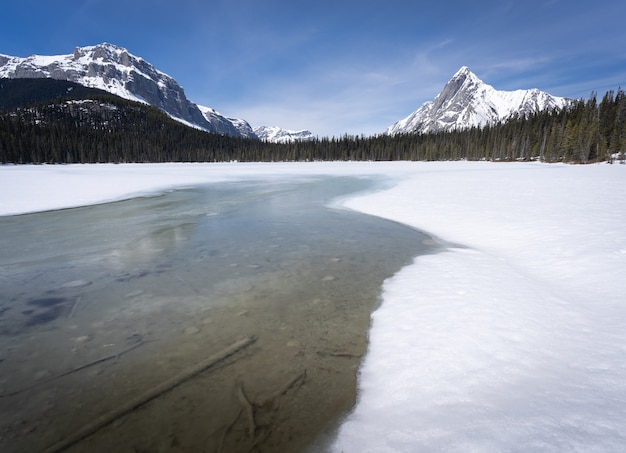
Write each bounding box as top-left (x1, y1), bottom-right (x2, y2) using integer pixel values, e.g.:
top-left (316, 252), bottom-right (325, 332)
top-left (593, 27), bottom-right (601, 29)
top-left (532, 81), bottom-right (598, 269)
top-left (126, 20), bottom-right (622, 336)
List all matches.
top-left (0, 176), bottom-right (438, 452)
top-left (2, 161), bottom-right (625, 451)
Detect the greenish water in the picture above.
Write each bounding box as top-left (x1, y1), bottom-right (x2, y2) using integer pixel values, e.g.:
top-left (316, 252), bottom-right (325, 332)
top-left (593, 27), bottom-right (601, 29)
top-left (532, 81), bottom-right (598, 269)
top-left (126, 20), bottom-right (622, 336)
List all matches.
top-left (0, 176), bottom-right (438, 452)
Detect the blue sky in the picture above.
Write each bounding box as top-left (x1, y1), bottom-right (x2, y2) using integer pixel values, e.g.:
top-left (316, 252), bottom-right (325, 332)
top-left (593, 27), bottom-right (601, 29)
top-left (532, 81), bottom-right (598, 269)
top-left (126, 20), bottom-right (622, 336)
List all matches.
top-left (2, 0), bottom-right (625, 137)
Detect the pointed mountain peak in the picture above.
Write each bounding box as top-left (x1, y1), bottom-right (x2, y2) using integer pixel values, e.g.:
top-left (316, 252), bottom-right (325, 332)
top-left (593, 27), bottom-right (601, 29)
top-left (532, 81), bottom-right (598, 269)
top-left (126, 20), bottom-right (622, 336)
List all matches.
top-left (447, 66), bottom-right (483, 88)
top-left (432, 66), bottom-right (485, 112)
top-left (386, 66), bottom-right (572, 135)
top-left (453, 65), bottom-right (472, 77)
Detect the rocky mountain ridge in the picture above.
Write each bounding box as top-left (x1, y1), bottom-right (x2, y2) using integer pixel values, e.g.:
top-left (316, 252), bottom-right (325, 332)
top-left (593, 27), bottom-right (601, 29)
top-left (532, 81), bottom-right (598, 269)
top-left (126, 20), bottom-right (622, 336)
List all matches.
top-left (387, 66), bottom-right (573, 135)
top-left (0, 43), bottom-right (254, 137)
top-left (253, 125), bottom-right (315, 143)
top-left (1, 45), bottom-right (573, 140)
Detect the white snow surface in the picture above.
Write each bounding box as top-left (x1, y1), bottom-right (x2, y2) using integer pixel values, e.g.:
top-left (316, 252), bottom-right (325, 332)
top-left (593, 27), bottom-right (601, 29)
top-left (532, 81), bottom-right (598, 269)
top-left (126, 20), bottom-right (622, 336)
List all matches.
top-left (1, 161), bottom-right (625, 451)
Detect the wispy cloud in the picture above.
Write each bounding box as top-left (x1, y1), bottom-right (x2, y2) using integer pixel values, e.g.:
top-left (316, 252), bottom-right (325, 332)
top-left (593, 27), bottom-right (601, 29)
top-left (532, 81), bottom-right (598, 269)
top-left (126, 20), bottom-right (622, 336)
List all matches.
top-left (219, 49), bottom-right (460, 137)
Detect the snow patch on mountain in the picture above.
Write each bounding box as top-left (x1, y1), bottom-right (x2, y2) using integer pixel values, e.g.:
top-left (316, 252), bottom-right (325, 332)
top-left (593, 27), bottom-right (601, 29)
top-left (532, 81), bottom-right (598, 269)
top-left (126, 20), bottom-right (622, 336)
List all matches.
top-left (387, 66), bottom-right (573, 135)
top-left (197, 105), bottom-right (256, 139)
top-left (0, 43), bottom-right (250, 138)
top-left (253, 125), bottom-right (315, 143)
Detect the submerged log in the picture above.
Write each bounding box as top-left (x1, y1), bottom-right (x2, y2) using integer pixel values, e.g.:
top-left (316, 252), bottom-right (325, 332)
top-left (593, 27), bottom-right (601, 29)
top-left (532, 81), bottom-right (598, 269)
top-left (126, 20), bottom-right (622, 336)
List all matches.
top-left (0, 337), bottom-right (146, 398)
top-left (42, 335), bottom-right (257, 453)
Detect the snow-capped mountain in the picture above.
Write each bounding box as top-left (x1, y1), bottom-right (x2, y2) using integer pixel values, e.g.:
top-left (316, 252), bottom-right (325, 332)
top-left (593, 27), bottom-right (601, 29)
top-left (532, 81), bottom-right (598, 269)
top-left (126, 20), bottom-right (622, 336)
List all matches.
top-left (197, 105), bottom-right (256, 139)
top-left (0, 43), bottom-right (252, 138)
top-left (387, 66), bottom-right (572, 135)
top-left (253, 126), bottom-right (315, 143)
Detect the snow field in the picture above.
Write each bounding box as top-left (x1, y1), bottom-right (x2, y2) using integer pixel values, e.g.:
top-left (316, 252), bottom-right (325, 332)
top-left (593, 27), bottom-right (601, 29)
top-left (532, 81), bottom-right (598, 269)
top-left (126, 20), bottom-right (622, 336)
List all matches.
top-left (1, 161), bottom-right (625, 451)
top-left (334, 162), bottom-right (626, 452)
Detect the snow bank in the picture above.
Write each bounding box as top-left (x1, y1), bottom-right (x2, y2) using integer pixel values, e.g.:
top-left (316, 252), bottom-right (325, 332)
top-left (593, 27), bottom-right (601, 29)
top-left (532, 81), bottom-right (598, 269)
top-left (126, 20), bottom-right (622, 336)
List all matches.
top-left (2, 161), bottom-right (625, 451)
top-left (334, 161), bottom-right (626, 452)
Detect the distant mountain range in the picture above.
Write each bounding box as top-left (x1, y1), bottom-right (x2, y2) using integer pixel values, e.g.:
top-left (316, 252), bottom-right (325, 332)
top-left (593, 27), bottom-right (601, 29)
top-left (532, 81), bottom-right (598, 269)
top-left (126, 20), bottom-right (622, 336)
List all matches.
top-left (386, 66), bottom-right (573, 135)
top-left (2, 76), bottom-right (621, 165)
top-left (1, 44), bottom-right (574, 140)
top-left (253, 126), bottom-right (315, 143)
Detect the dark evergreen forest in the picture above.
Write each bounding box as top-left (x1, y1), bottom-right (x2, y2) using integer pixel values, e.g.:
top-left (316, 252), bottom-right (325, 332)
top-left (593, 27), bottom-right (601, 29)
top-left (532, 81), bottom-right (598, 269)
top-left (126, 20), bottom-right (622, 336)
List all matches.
top-left (1, 78), bottom-right (625, 164)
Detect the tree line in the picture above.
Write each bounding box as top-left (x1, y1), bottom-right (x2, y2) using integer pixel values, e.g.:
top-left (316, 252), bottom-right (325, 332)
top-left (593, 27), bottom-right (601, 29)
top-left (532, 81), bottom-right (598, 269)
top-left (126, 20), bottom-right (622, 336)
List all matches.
top-left (1, 78), bottom-right (624, 164)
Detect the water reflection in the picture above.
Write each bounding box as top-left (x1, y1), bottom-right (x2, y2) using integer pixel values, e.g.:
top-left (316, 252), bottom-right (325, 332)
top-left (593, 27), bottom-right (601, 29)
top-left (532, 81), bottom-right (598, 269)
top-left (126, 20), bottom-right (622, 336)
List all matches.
top-left (102, 221), bottom-right (196, 270)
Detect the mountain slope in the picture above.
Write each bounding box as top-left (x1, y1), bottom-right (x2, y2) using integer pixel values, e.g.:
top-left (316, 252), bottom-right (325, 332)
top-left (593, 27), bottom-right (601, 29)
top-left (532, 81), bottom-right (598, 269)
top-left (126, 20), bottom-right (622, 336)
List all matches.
top-left (253, 125), bottom-right (315, 143)
top-left (0, 78), bottom-right (112, 111)
top-left (0, 78), bottom-right (261, 163)
top-left (198, 105), bottom-right (257, 139)
top-left (387, 66), bottom-right (572, 135)
top-left (0, 43), bottom-right (252, 137)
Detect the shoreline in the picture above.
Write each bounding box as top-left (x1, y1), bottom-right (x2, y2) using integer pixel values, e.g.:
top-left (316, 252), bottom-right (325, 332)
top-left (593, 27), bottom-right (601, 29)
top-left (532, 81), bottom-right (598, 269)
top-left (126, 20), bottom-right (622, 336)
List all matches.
top-left (0, 174), bottom-right (437, 452)
top-left (2, 227), bottom-right (435, 453)
top-left (5, 162), bottom-right (623, 450)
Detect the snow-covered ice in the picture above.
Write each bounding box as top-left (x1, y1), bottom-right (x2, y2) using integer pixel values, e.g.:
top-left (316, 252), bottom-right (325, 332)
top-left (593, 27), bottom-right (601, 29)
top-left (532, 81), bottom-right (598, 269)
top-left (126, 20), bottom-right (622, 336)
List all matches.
top-left (1, 161), bottom-right (625, 451)
top-left (334, 162), bottom-right (626, 452)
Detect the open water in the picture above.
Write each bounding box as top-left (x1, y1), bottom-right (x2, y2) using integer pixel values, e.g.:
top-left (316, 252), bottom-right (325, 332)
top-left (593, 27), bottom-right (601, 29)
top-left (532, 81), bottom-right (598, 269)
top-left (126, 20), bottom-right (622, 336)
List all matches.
top-left (0, 176), bottom-right (438, 452)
